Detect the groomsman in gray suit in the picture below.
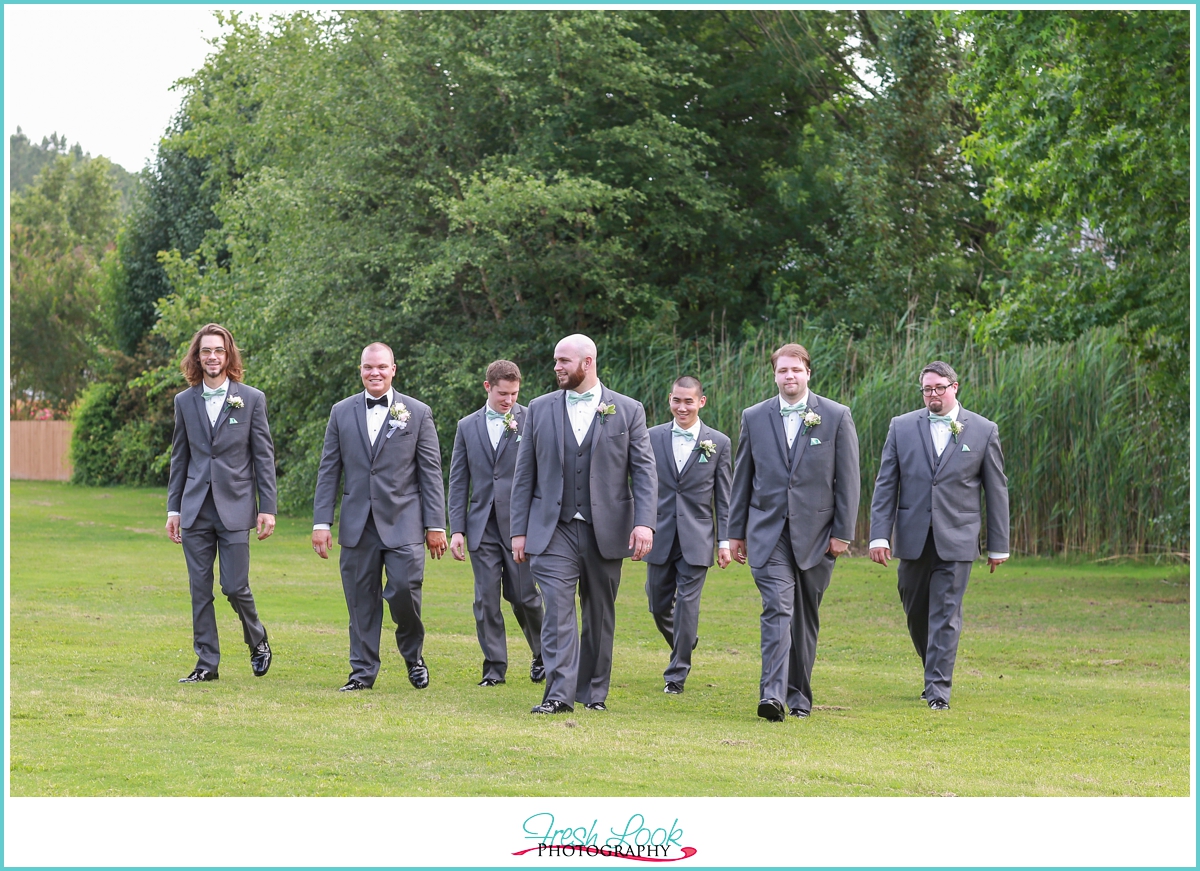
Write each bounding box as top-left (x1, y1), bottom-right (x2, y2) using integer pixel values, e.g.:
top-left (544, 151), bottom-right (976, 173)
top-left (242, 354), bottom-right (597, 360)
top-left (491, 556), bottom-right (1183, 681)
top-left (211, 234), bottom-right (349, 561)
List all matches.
top-left (312, 342), bottom-right (447, 692)
top-left (729, 343), bottom-right (860, 721)
top-left (645, 376), bottom-right (732, 694)
top-left (166, 323), bottom-right (276, 683)
top-left (448, 359), bottom-right (545, 687)
top-left (869, 360), bottom-right (1009, 711)
top-left (511, 334), bottom-right (658, 714)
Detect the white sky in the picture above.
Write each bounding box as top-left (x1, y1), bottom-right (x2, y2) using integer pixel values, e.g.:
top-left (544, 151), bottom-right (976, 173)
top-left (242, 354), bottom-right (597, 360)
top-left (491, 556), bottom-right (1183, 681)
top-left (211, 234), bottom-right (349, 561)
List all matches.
top-left (3, 5), bottom-right (293, 171)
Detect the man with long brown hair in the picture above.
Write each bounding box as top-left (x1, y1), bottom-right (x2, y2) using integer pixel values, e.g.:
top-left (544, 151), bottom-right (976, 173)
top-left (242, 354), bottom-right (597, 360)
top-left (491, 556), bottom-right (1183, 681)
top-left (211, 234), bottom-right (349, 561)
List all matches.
top-left (166, 323), bottom-right (277, 683)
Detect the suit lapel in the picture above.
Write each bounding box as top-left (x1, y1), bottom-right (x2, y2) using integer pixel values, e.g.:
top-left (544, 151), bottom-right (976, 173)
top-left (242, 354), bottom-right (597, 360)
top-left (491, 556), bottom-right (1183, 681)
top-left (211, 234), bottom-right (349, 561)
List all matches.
top-left (657, 425), bottom-right (679, 483)
top-left (495, 404), bottom-right (523, 463)
top-left (917, 410), bottom-right (937, 473)
top-left (678, 422), bottom-right (705, 479)
top-left (212, 383), bottom-right (237, 437)
top-left (789, 395), bottom-right (815, 476)
top-left (353, 392), bottom-right (374, 461)
top-left (551, 390), bottom-right (566, 470)
top-left (190, 385), bottom-right (212, 447)
top-left (933, 408), bottom-right (964, 476)
top-left (370, 391), bottom-right (398, 462)
top-left (766, 401), bottom-right (790, 470)
top-left (474, 407), bottom-right (496, 464)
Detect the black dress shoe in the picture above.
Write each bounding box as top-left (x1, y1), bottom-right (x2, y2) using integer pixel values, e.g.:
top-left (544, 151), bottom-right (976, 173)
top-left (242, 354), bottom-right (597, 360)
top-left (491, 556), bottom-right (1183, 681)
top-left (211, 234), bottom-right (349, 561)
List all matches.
top-left (179, 668), bottom-right (218, 683)
top-left (339, 678), bottom-right (371, 691)
top-left (250, 633), bottom-right (272, 677)
top-left (664, 681), bottom-right (684, 695)
top-left (531, 700), bottom-right (573, 714)
top-left (928, 699), bottom-right (950, 711)
top-left (406, 658), bottom-right (429, 689)
top-left (478, 677), bottom-right (505, 687)
top-left (584, 701), bottom-right (608, 712)
top-left (788, 707), bottom-right (810, 718)
top-left (920, 690), bottom-right (928, 701)
top-left (757, 698), bottom-right (786, 722)
top-left (530, 656), bottom-right (546, 683)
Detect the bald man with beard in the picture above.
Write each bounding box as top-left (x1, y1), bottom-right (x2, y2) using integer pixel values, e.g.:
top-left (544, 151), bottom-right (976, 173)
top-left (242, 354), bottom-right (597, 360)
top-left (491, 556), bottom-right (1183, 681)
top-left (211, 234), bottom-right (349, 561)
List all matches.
top-left (510, 334), bottom-right (658, 714)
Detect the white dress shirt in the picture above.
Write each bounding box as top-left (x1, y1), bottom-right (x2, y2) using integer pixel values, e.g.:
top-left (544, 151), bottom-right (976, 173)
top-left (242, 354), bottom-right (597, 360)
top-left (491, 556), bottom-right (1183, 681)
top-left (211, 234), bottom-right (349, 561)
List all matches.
top-left (869, 403), bottom-right (1008, 559)
top-left (671, 419), bottom-right (700, 474)
top-left (566, 382), bottom-right (603, 444)
top-left (779, 391), bottom-right (811, 449)
top-left (485, 404), bottom-right (506, 450)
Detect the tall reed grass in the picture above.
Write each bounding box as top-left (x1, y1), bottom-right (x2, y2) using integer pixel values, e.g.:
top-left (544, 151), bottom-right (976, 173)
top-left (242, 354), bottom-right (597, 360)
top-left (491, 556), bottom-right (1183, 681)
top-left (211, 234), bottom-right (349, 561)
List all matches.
top-left (601, 322), bottom-right (1187, 558)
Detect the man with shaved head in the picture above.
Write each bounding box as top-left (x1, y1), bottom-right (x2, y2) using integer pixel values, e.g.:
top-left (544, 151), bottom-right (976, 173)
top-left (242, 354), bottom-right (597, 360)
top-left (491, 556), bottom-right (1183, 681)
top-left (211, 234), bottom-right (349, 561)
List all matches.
top-left (312, 342), bottom-right (447, 692)
top-left (511, 334), bottom-right (658, 714)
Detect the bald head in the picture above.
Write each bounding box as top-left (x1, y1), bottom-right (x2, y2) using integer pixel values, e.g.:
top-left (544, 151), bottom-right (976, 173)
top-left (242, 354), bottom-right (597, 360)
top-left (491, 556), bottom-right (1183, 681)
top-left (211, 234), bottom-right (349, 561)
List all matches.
top-left (553, 333), bottom-right (599, 392)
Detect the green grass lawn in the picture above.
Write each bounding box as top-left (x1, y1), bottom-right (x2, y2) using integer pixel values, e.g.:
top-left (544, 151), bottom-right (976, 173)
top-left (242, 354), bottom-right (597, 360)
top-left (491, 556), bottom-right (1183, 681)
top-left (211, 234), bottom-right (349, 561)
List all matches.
top-left (7, 481), bottom-right (1191, 796)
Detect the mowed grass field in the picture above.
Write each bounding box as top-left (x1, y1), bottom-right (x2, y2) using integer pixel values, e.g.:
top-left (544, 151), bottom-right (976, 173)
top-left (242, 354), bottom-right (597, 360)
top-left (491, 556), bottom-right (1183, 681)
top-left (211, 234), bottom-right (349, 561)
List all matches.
top-left (7, 481), bottom-right (1191, 796)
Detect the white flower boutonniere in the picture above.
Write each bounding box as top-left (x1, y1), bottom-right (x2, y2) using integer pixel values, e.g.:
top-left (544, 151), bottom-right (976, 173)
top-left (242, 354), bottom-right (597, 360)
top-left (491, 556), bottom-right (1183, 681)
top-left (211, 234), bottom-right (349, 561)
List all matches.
top-left (597, 403), bottom-right (616, 424)
top-left (387, 402), bottom-right (411, 438)
top-left (226, 396), bottom-right (245, 410)
top-left (697, 439), bottom-right (717, 463)
top-left (502, 412), bottom-right (519, 437)
top-left (801, 411), bottom-right (821, 431)
top-left (949, 420), bottom-right (964, 444)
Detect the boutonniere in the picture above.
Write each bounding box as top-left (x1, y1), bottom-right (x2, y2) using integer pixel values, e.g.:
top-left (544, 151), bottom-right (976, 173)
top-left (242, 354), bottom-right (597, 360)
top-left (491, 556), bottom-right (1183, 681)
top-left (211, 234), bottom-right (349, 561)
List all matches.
top-left (597, 403), bottom-right (616, 424)
top-left (801, 411), bottom-right (821, 430)
top-left (949, 420), bottom-right (964, 443)
top-left (696, 439), bottom-right (716, 463)
top-left (502, 412), bottom-right (519, 437)
top-left (226, 396), bottom-right (244, 410)
top-left (386, 402), bottom-right (411, 438)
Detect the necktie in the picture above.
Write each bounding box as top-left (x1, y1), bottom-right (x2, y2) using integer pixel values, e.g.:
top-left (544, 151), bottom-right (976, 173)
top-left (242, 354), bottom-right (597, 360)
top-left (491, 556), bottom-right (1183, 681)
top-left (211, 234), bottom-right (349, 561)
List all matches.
top-left (672, 425), bottom-right (695, 441)
top-left (928, 413), bottom-right (953, 425)
top-left (567, 391), bottom-right (594, 405)
top-left (780, 402), bottom-right (806, 417)
top-left (366, 395), bottom-right (389, 409)
top-left (485, 408), bottom-right (506, 421)
top-left (202, 388), bottom-right (226, 400)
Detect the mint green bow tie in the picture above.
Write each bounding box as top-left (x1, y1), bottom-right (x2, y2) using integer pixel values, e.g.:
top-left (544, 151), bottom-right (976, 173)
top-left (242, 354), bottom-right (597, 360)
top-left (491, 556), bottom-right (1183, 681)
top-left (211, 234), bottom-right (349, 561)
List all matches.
top-left (780, 403), bottom-right (806, 417)
top-left (485, 408), bottom-right (506, 421)
top-left (567, 391), bottom-right (594, 405)
top-left (202, 388), bottom-right (226, 400)
top-left (672, 426), bottom-right (695, 441)
top-left (928, 414), bottom-right (954, 424)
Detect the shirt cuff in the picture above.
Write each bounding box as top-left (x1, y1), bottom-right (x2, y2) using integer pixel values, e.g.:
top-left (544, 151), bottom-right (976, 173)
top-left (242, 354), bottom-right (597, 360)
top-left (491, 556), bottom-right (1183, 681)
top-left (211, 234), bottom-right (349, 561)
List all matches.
top-left (868, 538), bottom-right (890, 550)
top-left (717, 540), bottom-right (730, 550)
top-left (832, 537), bottom-right (851, 545)
top-left (427, 528), bottom-right (445, 534)
top-left (167, 511), bottom-right (181, 518)
top-left (313, 523), bottom-right (331, 531)
top-left (987, 552), bottom-right (1010, 560)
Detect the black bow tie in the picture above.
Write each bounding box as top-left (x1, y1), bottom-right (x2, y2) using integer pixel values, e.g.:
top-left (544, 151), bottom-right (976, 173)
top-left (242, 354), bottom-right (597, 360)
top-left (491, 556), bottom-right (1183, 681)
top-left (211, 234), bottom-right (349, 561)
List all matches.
top-left (366, 395), bottom-right (389, 409)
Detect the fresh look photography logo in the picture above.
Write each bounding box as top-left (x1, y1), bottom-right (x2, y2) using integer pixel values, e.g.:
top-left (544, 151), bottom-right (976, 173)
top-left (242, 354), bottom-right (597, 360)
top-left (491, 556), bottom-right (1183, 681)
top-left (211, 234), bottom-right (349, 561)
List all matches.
top-left (513, 812), bottom-right (697, 861)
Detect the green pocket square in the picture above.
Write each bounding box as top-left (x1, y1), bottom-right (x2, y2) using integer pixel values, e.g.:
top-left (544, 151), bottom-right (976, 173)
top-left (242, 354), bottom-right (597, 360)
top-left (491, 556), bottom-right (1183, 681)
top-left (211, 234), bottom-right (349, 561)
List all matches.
top-left (228, 417), bottom-right (238, 424)
top-left (698, 454), bottom-right (709, 463)
top-left (516, 435), bottom-right (522, 442)
top-left (810, 437), bottom-right (821, 445)
top-left (961, 443), bottom-right (970, 451)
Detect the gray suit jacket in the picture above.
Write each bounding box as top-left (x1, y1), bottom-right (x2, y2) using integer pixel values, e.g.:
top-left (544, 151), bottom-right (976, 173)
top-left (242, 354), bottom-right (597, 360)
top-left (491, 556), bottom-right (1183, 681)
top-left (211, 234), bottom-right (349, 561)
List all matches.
top-left (167, 381), bottom-right (277, 531)
top-left (729, 393), bottom-right (860, 571)
top-left (313, 391), bottom-right (445, 549)
top-left (510, 386), bottom-right (658, 560)
top-left (869, 406), bottom-right (1009, 562)
top-left (645, 421), bottom-right (732, 568)
top-left (448, 404), bottom-right (526, 548)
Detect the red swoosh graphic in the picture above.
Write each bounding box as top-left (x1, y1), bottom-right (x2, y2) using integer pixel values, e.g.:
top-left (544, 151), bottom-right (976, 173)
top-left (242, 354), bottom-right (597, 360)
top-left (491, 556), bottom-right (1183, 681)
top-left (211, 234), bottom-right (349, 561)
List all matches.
top-left (511, 846), bottom-right (697, 862)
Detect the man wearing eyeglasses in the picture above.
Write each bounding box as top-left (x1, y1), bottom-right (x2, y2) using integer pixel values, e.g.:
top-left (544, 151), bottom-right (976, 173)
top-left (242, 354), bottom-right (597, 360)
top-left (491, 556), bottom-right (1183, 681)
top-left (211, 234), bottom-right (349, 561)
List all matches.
top-left (166, 323), bottom-right (277, 684)
top-left (868, 361), bottom-right (1010, 711)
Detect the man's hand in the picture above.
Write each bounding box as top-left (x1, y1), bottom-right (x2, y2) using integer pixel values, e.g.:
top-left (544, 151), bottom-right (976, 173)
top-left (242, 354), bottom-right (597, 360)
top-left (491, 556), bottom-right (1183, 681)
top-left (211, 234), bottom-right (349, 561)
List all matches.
top-left (512, 535), bottom-right (527, 564)
top-left (256, 513), bottom-right (276, 541)
top-left (869, 546), bottom-right (890, 568)
top-left (717, 546), bottom-right (732, 569)
top-left (449, 532), bottom-right (467, 561)
top-left (166, 516), bottom-right (182, 544)
top-left (730, 539), bottom-right (748, 565)
top-left (312, 529), bottom-right (333, 559)
top-left (426, 530), bottom-right (448, 559)
top-left (827, 538), bottom-right (849, 558)
top-left (629, 526), bottom-right (653, 561)
top-left (988, 556), bottom-right (1007, 573)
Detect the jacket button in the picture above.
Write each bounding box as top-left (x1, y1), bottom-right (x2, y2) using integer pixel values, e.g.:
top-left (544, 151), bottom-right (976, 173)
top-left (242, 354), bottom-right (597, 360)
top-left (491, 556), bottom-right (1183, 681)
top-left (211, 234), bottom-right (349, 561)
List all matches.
top-left (371, 470), bottom-right (377, 475)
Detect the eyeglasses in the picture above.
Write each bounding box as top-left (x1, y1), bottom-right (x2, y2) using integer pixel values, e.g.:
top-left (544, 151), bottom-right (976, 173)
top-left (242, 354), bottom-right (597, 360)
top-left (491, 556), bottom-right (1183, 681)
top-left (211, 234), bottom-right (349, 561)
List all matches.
top-left (920, 383), bottom-right (955, 396)
top-left (199, 347), bottom-right (227, 358)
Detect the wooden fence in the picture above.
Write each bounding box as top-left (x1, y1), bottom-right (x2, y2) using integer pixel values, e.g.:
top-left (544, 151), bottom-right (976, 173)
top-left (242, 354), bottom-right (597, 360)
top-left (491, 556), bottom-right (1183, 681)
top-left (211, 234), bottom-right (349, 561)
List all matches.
top-left (10, 421), bottom-right (73, 481)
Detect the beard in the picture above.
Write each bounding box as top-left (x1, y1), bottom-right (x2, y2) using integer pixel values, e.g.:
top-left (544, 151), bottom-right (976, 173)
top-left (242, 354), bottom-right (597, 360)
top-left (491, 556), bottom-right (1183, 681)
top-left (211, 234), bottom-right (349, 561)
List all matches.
top-left (557, 363), bottom-right (586, 391)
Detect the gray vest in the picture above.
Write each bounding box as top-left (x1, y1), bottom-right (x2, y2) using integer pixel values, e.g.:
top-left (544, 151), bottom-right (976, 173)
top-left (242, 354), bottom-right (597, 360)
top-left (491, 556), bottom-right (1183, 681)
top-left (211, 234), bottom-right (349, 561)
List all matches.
top-left (559, 402), bottom-right (596, 524)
